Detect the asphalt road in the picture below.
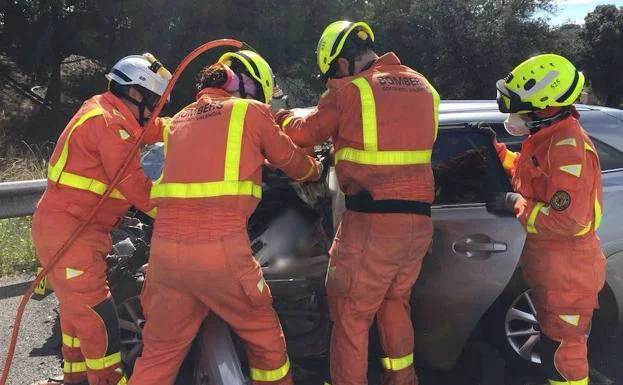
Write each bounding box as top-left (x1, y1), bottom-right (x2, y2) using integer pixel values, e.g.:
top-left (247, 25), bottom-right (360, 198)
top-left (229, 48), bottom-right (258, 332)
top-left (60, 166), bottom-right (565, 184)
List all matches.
top-left (1, 275), bottom-right (621, 385)
top-left (0, 276), bottom-right (61, 385)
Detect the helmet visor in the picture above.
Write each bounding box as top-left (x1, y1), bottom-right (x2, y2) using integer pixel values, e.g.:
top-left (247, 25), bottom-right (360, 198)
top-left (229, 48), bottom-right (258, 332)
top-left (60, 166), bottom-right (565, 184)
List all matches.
top-left (496, 79), bottom-right (513, 113)
top-left (139, 88), bottom-right (165, 112)
top-left (495, 79), bottom-right (536, 114)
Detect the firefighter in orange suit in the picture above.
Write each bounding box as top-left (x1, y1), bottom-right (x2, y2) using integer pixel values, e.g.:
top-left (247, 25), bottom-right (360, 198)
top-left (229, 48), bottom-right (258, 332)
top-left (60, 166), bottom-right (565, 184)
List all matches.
top-left (489, 54), bottom-right (606, 385)
top-left (274, 21), bottom-right (439, 385)
top-left (128, 50), bottom-right (321, 385)
top-left (31, 53), bottom-right (172, 385)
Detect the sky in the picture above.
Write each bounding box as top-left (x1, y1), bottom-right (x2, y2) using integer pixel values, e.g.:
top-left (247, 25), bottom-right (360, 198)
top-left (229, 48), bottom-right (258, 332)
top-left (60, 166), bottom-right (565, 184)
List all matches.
top-left (545, 0), bottom-right (623, 25)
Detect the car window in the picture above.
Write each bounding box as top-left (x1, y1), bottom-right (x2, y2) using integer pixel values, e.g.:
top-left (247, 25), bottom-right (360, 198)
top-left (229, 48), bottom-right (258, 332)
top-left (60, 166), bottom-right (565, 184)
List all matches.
top-left (592, 138), bottom-right (623, 171)
top-left (579, 110), bottom-right (623, 152)
top-left (491, 123), bottom-right (623, 171)
top-left (433, 129), bottom-right (512, 205)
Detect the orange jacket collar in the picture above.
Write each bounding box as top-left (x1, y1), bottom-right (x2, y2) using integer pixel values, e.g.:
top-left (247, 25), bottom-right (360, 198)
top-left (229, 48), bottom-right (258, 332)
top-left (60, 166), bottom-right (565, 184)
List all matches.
top-left (372, 52), bottom-right (401, 67)
top-left (526, 115), bottom-right (577, 144)
top-left (327, 52), bottom-right (402, 89)
top-left (196, 88), bottom-right (234, 101)
top-left (100, 91), bottom-right (141, 131)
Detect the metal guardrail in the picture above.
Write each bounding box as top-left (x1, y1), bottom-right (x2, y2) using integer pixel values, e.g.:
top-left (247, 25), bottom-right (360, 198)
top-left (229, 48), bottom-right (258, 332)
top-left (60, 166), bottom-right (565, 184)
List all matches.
top-left (0, 179), bottom-right (46, 219)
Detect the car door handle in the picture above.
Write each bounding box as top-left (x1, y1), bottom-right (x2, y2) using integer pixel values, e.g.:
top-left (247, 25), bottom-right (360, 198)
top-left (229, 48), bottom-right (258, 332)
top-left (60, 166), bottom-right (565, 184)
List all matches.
top-left (453, 238), bottom-right (508, 253)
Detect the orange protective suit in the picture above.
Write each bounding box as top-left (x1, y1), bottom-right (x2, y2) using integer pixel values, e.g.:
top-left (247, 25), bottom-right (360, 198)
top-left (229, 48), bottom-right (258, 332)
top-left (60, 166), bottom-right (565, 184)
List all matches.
top-left (276, 53), bottom-right (438, 385)
top-left (32, 91), bottom-right (167, 385)
top-left (128, 88), bottom-right (319, 385)
top-left (495, 109), bottom-right (605, 384)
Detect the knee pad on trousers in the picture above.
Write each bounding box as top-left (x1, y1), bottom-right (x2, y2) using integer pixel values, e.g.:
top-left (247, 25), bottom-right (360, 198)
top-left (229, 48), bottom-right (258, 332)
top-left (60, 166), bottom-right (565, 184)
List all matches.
top-left (92, 297), bottom-right (121, 356)
top-left (540, 334), bottom-right (565, 382)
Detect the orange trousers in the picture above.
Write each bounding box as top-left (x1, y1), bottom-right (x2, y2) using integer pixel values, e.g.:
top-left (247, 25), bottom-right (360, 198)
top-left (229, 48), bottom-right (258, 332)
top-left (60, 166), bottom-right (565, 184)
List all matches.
top-left (521, 236), bottom-right (606, 383)
top-left (32, 209), bottom-right (126, 385)
top-left (129, 232), bottom-right (292, 385)
top-left (326, 211), bottom-right (433, 385)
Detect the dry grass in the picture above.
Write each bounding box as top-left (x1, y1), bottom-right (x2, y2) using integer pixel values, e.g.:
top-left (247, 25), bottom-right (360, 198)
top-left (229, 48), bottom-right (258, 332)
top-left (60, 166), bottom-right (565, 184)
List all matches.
top-left (0, 134), bottom-right (47, 183)
top-left (0, 138), bottom-right (47, 276)
top-left (0, 53), bottom-right (52, 276)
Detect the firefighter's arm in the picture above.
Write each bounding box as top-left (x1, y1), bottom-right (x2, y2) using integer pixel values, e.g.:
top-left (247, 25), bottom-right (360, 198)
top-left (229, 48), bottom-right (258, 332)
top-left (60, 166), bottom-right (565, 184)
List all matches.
top-left (494, 140), bottom-right (519, 178)
top-left (274, 89), bottom-right (339, 148)
top-left (259, 108), bottom-right (320, 182)
top-left (515, 139), bottom-right (594, 237)
top-left (141, 116), bottom-right (172, 145)
top-left (96, 123), bottom-right (156, 217)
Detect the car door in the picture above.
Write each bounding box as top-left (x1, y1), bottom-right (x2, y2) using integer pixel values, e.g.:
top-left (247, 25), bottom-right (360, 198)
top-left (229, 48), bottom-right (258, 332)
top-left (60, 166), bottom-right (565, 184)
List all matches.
top-left (412, 128), bottom-right (527, 370)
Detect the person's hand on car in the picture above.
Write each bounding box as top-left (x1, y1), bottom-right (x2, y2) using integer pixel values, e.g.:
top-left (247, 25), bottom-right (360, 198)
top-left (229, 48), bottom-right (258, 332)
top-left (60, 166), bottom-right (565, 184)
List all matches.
top-left (479, 125), bottom-right (497, 141)
top-left (488, 192), bottom-right (522, 214)
top-left (472, 122), bottom-right (497, 143)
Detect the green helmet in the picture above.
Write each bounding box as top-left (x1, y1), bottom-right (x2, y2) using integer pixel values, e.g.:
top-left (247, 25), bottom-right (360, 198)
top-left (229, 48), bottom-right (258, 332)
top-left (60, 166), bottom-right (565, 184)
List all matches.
top-left (496, 53), bottom-right (585, 114)
top-left (219, 50), bottom-right (275, 104)
top-left (316, 20), bottom-right (375, 76)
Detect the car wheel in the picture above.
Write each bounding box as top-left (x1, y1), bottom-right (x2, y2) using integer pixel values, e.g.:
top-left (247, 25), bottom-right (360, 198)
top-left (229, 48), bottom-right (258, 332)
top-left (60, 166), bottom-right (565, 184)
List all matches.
top-left (504, 288), bottom-right (542, 365)
top-left (484, 272), bottom-right (595, 373)
top-left (112, 276), bottom-right (145, 374)
top-left (111, 275), bottom-right (202, 384)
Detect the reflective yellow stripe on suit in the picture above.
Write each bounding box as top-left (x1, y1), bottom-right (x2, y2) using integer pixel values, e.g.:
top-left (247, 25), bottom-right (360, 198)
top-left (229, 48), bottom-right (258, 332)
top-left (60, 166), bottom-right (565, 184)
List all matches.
top-left (381, 353), bottom-right (414, 371)
top-left (151, 100), bottom-right (262, 199)
top-left (47, 106), bottom-right (126, 199)
top-left (334, 77), bottom-right (435, 166)
top-left (249, 357), bottom-right (290, 382)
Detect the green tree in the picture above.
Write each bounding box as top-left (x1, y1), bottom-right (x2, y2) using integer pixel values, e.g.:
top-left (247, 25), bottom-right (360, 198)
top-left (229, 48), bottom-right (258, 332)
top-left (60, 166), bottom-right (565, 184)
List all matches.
top-left (137, 0), bottom-right (370, 108)
top-left (550, 23), bottom-right (586, 69)
top-left (0, 1), bottom-right (134, 140)
top-left (0, 0), bottom-right (598, 146)
top-left (582, 4), bottom-right (623, 107)
top-left (371, 0), bottom-right (556, 99)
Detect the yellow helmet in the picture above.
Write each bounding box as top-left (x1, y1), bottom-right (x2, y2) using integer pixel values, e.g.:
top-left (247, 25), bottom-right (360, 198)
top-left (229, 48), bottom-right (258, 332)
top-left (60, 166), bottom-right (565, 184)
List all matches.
top-left (316, 20), bottom-right (375, 76)
top-left (496, 54), bottom-right (585, 114)
top-left (218, 50), bottom-right (275, 104)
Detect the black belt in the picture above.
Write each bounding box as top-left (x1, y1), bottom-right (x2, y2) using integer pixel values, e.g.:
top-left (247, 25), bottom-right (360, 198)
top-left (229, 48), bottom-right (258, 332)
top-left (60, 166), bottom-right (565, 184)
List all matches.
top-left (345, 191), bottom-right (431, 216)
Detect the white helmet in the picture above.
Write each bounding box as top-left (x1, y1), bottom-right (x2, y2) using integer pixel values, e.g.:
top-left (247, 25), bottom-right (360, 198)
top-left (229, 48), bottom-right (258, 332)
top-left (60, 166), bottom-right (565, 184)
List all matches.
top-left (105, 53), bottom-right (171, 97)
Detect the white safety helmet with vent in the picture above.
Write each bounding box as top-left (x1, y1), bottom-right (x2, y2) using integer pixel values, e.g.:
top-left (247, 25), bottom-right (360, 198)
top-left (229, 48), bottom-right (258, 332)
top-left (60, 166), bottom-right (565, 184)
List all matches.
top-left (106, 53), bottom-right (172, 125)
top-left (105, 53), bottom-right (171, 96)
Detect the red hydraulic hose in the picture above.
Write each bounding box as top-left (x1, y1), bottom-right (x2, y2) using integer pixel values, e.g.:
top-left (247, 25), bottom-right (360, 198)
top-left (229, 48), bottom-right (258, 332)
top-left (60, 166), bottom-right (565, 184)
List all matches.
top-left (0, 38), bottom-right (245, 385)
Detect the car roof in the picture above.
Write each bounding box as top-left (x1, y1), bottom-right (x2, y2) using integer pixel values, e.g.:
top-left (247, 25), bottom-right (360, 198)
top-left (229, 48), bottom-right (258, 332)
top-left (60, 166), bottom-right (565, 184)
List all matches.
top-left (439, 99), bottom-right (604, 112)
top-left (438, 100), bottom-right (598, 122)
top-left (439, 100), bottom-right (623, 151)
top-left (294, 100), bottom-right (623, 151)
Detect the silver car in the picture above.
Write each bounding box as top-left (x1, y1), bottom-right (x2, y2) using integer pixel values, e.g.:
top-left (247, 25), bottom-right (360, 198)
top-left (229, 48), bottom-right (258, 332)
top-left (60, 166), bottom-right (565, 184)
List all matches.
top-left (91, 101), bottom-right (623, 382)
top-left (416, 100), bottom-right (623, 371)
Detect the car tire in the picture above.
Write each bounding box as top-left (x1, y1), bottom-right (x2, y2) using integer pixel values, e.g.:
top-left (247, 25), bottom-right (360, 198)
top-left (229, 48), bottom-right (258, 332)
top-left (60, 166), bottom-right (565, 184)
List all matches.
top-left (111, 274), bottom-right (199, 385)
top-left (111, 275), bottom-right (145, 375)
top-left (483, 271), bottom-right (542, 374)
top-left (483, 270), bottom-right (613, 375)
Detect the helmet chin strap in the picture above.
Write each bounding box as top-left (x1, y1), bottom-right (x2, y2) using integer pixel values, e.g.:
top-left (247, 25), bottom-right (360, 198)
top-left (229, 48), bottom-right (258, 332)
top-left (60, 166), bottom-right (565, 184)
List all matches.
top-left (236, 72), bottom-right (264, 102)
top-left (348, 58), bottom-right (356, 77)
top-left (119, 92), bottom-right (151, 126)
top-left (526, 107), bottom-right (573, 134)
top-left (237, 72), bottom-right (247, 99)
top-left (344, 57), bottom-right (376, 77)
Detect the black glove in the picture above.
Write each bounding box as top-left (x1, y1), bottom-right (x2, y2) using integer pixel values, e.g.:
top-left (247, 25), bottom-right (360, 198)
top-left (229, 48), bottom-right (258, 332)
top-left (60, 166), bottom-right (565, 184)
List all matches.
top-left (477, 123), bottom-right (497, 144)
top-left (487, 192), bottom-right (521, 214)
